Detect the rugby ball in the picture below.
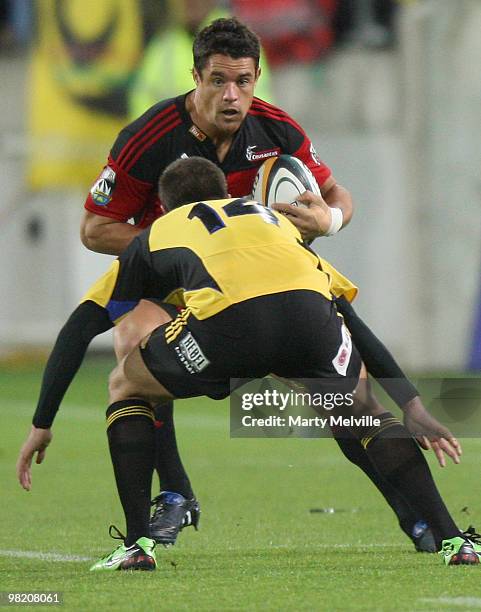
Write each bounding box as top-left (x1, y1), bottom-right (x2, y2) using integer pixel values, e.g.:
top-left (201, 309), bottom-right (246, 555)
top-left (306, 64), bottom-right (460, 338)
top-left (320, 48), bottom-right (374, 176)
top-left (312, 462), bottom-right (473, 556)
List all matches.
top-left (251, 154), bottom-right (320, 208)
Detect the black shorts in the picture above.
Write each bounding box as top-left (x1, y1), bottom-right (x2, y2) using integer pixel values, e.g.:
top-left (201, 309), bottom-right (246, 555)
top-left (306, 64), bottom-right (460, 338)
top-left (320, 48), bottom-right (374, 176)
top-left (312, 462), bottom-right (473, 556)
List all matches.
top-left (140, 290), bottom-right (361, 400)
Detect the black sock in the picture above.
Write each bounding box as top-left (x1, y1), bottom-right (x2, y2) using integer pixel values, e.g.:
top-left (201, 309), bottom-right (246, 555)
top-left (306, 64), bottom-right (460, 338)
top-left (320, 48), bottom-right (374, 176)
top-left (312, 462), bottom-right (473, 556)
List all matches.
top-left (332, 424), bottom-right (421, 534)
top-left (153, 400), bottom-right (194, 499)
top-left (106, 399), bottom-right (155, 547)
top-left (356, 414), bottom-right (459, 547)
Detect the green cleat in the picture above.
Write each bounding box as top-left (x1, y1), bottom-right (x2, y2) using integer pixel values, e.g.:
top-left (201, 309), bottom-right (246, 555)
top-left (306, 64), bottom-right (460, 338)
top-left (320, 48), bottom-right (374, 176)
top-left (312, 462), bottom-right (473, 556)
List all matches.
top-left (90, 526), bottom-right (156, 572)
top-left (440, 535), bottom-right (480, 566)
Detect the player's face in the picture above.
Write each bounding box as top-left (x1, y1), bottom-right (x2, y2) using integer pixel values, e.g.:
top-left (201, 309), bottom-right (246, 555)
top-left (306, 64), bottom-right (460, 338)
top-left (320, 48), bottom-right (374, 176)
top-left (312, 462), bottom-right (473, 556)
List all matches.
top-left (193, 54), bottom-right (259, 136)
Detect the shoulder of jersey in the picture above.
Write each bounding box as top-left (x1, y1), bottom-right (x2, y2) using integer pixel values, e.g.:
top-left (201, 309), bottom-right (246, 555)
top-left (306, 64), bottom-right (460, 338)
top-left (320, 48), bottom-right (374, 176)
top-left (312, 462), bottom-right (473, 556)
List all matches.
top-left (249, 97), bottom-right (303, 129)
top-left (251, 154), bottom-right (320, 207)
top-left (112, 97), bottom-right (183, 171)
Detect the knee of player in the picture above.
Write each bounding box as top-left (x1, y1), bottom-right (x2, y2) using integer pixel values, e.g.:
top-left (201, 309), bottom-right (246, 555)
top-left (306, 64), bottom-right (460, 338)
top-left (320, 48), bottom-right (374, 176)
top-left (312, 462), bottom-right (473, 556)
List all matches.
top-left (113, 321), bottom-right (142, 361)
top-left (108, 366), bottom-right (126, 402)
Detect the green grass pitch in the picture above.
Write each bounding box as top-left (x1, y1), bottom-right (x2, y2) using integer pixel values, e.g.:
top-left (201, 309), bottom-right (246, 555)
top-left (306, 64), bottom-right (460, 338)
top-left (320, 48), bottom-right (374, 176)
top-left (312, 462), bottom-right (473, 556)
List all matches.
top-left (1, 357), bottom-right (481, 611)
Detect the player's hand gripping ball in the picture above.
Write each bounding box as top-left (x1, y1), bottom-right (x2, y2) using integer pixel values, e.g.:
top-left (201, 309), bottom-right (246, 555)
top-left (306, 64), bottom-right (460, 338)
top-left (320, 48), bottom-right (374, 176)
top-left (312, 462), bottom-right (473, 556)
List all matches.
top-left (251, 154), bottom-right (320, 208)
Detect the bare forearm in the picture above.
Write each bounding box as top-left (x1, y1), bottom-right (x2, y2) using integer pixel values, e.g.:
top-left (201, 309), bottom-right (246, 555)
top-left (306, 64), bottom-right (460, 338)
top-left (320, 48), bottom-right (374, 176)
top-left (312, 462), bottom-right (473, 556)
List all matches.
top-left (322, 182), bottom-right (353, 228)
top-left (81, 212), bottom-right (143, 255)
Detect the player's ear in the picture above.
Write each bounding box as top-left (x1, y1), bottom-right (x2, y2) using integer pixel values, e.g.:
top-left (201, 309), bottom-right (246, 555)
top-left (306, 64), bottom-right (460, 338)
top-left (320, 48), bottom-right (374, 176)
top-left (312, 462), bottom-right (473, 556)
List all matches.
top-left (255, 66), bottom-right (261, 83)
top-left (192, 68), bottom-right (201, 86)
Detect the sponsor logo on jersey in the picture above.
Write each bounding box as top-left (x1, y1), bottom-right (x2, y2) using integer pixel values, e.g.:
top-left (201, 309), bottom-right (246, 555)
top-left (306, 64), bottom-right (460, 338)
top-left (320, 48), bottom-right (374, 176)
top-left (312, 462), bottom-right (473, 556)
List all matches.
top-left (246, 145), bottom-right (280, 162)
top-left (189, 124), bottom-right (207, 141)
top-left (90, 166), bottom-right (116, 206)
top-left (310, 143), bottom-right (321, 165)
top-left (175, 332), bottom-right (210, 374)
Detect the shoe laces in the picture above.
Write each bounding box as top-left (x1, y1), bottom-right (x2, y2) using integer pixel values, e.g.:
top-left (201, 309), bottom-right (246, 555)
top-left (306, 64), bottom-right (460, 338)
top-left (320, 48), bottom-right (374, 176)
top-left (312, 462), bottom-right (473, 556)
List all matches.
top-left (109, 524), bottom-right (126, 541)
top-left (463, 525), bottom-right (481, 544)
top-left (151, 494), bottom-right (164, 507)
top-left (151, 492), bottom-right (187, 513)
top-left (151, 495), bottom-right (167, 518)
top-left (95, 525), bottom-right (126, 562)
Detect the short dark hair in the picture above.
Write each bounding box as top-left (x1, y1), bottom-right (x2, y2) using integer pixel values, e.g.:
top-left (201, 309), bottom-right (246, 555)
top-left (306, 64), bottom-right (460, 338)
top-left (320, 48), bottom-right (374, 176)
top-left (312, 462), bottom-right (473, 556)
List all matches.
top-left (193, 17), bottom-right (260, 74)
top-left (159, 157), bottom-right (228, 211)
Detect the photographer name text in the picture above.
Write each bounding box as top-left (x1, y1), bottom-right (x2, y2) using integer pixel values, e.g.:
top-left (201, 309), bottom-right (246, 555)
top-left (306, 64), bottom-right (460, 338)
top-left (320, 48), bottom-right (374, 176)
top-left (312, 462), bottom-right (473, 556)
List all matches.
top-left (240, 415), bottom-right (380, 428)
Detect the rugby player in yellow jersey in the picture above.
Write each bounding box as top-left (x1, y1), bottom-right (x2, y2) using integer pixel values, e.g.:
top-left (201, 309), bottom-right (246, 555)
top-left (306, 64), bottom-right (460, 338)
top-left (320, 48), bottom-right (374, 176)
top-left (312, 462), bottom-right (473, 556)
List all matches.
top-left (81, 17), bottom-right (448, 552)
top-left (17, 158), bottom-right (478, 570)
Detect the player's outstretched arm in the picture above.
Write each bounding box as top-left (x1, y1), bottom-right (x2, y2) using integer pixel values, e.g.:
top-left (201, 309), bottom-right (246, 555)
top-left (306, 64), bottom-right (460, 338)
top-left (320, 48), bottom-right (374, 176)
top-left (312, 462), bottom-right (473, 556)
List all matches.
top-left (16, 426), bottom-right (52, 491)
top-left (335, 296), bottom-right (419, 407)
top-left (16, 302), bottom-right (112, 490)
top-left (335, 296), bottom-right (462, 466)
top-left (402, 397), bottom-right (462, 467)
top-left (31, 301), bottom-right (113, 430)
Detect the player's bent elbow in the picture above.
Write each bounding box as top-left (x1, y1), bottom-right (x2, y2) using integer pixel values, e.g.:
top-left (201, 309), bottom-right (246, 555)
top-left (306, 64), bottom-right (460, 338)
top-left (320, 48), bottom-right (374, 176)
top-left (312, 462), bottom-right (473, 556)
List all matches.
top-left (80, 211), bottom-right (113, 253)
top-left (80, 214), bottom-right (99, 251)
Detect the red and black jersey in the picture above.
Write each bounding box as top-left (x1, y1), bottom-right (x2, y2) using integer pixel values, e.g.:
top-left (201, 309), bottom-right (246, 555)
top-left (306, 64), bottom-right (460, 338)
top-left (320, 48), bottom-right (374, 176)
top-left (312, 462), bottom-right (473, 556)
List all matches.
top-left (84, 93), bottom-right (332, 228)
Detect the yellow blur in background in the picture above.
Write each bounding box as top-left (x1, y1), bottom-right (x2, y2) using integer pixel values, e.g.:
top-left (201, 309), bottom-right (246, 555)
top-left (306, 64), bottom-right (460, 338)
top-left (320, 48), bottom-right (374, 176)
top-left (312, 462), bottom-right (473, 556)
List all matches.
top-left (27, 0), bottom-right (144, 189)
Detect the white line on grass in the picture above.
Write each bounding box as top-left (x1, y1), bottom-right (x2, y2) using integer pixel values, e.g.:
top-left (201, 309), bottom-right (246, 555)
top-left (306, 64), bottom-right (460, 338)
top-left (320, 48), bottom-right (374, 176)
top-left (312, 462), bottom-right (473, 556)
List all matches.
top-left (419, 598), bottom-right (481, 609)
top-left (0, 549), bottom-right (92, 562)
top-left (1, 543), bottom-right (397, 563)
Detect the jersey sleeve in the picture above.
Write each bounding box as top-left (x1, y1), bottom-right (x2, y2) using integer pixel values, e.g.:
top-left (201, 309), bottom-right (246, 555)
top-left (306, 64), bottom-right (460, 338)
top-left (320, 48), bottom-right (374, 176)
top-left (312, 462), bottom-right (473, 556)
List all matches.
top-left (280, 108), bottom-right (332, 188)
top-left (336, 296), bottom-right (419, 407)
top-left (84, 154), bottom-right (157, 223)
top-left (32, 301), bottom-right (113, 428)
top-left (291, 134), bottom-right (332, 189)
top-left (317, 256), bottom-right (358, 303)
top-left (250, 99), bottom-right (332, 189)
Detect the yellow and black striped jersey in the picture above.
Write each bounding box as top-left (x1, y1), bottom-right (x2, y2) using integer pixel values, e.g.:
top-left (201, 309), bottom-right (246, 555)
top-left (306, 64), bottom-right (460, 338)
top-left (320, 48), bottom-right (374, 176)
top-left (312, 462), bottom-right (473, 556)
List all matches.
top-left (82, 197), bottom-right (358, 324)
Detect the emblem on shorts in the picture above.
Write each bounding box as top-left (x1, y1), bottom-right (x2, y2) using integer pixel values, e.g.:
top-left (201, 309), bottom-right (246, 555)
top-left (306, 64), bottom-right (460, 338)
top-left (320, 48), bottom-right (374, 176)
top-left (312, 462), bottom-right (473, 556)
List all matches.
top-left (246, 145), bottom-right (280, 162)
top-left (332, 325), bottom-right (352, 376)
top-left (90, 166), bottom-right (116, 206)
top-left (175, 332), bottom-right (210, 374)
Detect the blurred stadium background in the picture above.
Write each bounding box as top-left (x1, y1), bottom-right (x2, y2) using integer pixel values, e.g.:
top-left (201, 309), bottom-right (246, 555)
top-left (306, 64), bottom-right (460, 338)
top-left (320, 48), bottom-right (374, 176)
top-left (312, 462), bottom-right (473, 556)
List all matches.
top-left (0, 0), bottom-right (480, 372)
top-left (1, 3), bottom-right (481, 608)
